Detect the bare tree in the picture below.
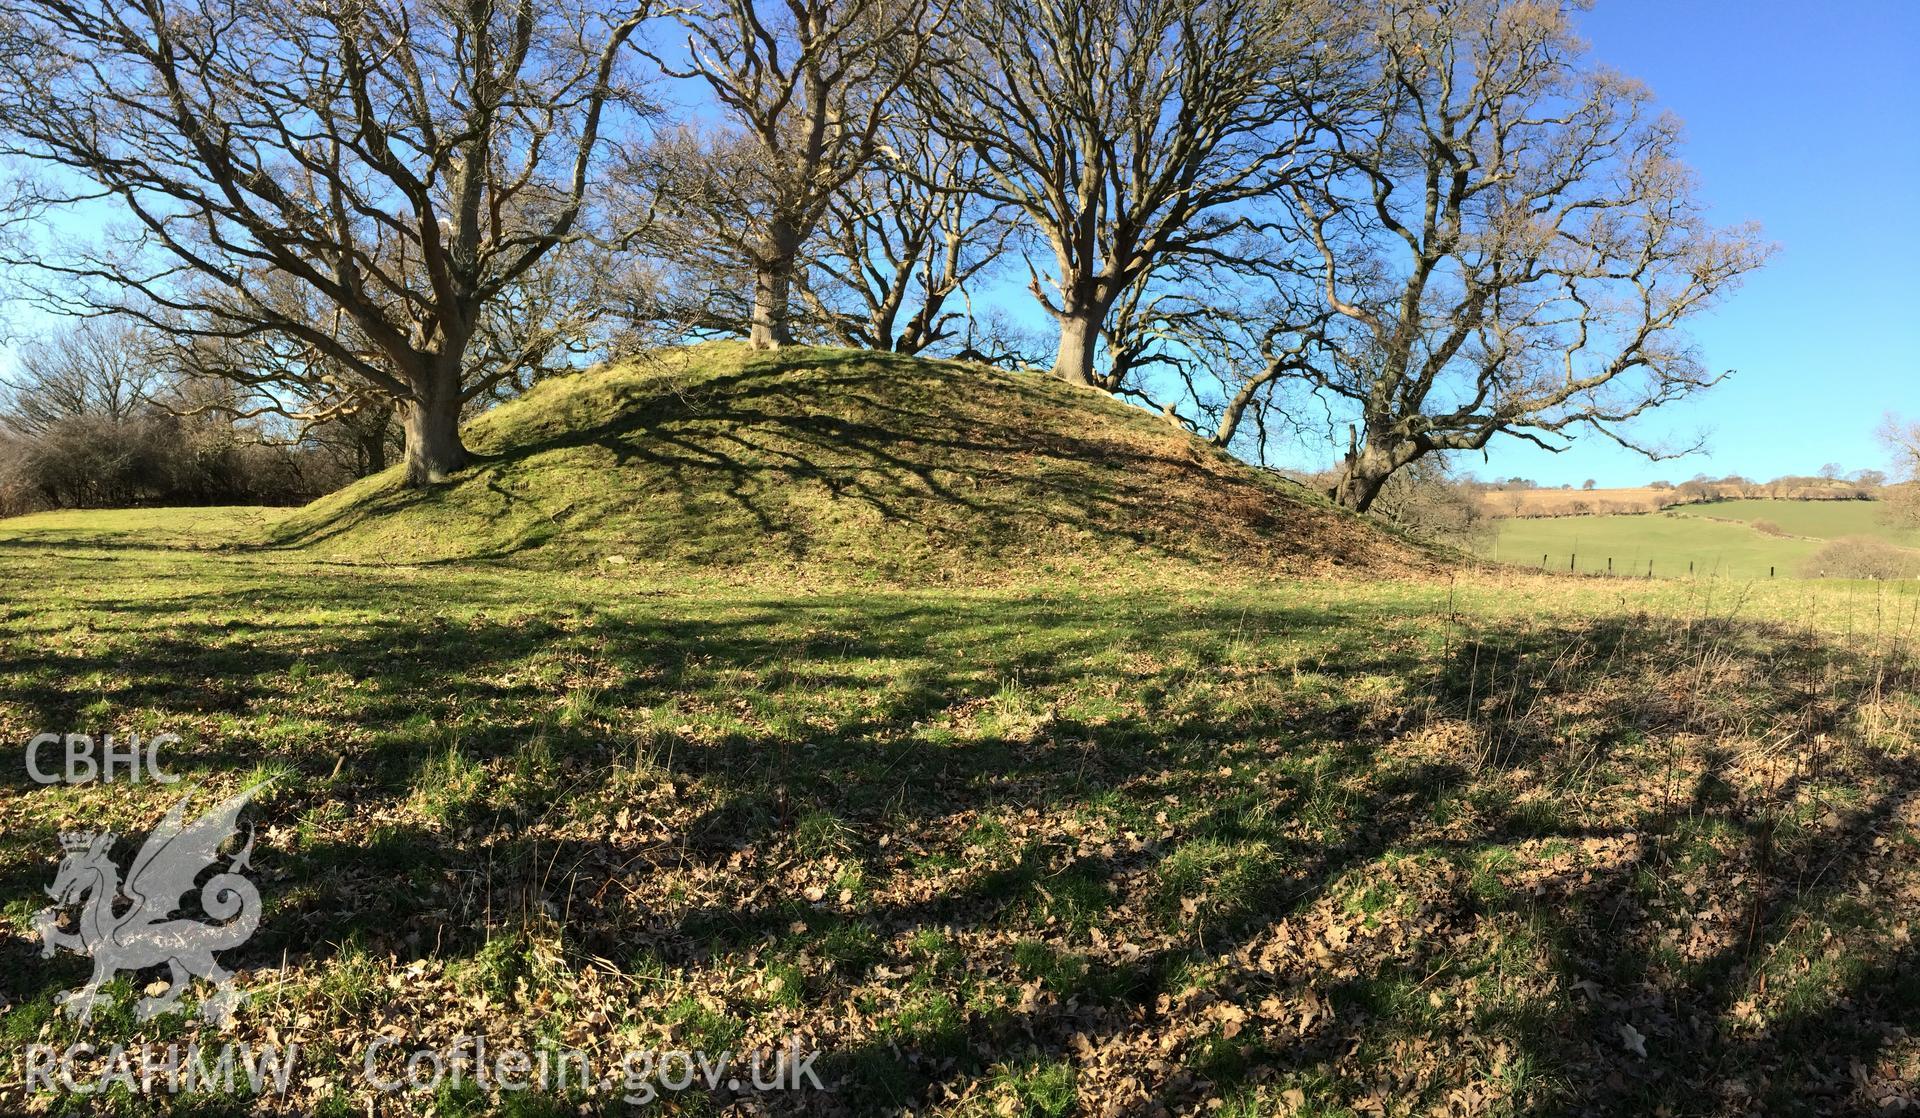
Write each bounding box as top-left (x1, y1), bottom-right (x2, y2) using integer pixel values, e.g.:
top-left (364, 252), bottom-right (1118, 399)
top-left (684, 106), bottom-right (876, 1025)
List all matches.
top-left (1365, 453), bottom-right (1490, 546)
top-left (1095, 263), bottom-right (1333, 454)
top-left (638, 0), bottom-right (934, 349)
top-left (0, 319), bottom-right (359, 511)
top-left (1289, 0), bottom-right (1771, 511)
top-left (1874, 416), bottom-right (1919, 479)
top-left (167, 243), bottom-right (603, 474)
top-left (1879, 414), bottom-right (1920, 527)
top-left (921, 0), bottom-right (1347, 386)
top-left (166, 326), bottom-right (404, 480)
top-left (605, 128), bottom-right (767, 344)
top-left (314, 399), bottom-right (402, 479)
top-left (0, 320), bottom-right (165, 436)
top-left (0, 0), bottom-right (650, 486)
top-left (803, 129), bottom-right (1015, 354)
top-left (949, 306), bottom-right (1053, 370)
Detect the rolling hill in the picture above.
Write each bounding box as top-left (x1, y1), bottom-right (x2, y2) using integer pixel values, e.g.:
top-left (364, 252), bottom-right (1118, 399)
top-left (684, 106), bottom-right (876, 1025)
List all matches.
top-left (271, 343), bottom-right (1431, 581)
top-left (1483, 498), bottom-right (1920, 579)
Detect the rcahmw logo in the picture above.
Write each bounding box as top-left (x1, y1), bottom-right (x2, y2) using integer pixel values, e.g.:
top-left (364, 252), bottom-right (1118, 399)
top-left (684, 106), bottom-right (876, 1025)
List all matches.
top-left (22, 1041), bottom-right (300, 1098)
top-left (34, 782), bottom-right (269, 1026)
top-left (26, 731), bottom-right (179, 784)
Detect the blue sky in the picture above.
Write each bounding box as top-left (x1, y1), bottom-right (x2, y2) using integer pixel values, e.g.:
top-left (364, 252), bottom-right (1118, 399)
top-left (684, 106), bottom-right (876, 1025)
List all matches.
top-left (1466, 0), bottom-right (1920, 486)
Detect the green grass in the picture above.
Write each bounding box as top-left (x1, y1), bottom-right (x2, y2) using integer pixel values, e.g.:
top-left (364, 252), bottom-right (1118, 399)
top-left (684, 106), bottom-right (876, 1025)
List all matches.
top-left (1, 507), bottom-right (1914, 1114)
top-left (1672, 498), bottom-right (1920, 543)
top-left (1484, 498), bottom-right (1920, 579)
top-left (2, 347), bottom-right (1915, 1115)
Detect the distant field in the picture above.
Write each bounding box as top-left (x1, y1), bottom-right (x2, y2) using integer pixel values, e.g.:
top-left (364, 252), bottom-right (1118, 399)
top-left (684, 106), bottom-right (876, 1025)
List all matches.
top-left (1669, 498), bottom-right (1920, 543)
top-left (1484, 498), bottom-right (1919, 579)
top-left (1487, 487), bottom-right (1881, 520)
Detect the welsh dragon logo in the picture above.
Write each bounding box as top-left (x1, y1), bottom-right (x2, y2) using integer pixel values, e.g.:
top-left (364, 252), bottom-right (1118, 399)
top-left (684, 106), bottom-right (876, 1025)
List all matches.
top-left (33, 782), bottom-right (268, 1025)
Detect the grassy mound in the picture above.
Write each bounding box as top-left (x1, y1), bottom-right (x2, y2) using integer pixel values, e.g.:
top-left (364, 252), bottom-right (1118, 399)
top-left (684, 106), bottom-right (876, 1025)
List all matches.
top-left (273, 343), bottom-right (1428, 579)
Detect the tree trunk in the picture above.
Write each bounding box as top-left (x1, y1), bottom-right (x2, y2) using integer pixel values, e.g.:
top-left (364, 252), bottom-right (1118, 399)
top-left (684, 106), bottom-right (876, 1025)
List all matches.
top-left (1330, 441), bottom-right (1411, 513)
top-left (400, 382), bottom-right (468, 487)
top-left (1211, 377), bottom-right (1270, 448)
top-left (1052, 309), bottom-right (1099, 385)
top-left (359, 430), bottom-right (388, 476)
top-left (749, 264), bottom-right (794, 350)
top-left (356, 402), bottom-right (394, 476)
top-left (750, 219), bottom-right (802, 350)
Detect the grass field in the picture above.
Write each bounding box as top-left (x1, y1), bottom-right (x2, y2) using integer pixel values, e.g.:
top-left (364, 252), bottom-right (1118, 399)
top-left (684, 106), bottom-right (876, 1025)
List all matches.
top-left (1670, 499), bottom-right (1920, 542)
top-left (1, 506), bottom-right (1916, 1115)
top-left (1484, 499), bottom-right (1920, 580)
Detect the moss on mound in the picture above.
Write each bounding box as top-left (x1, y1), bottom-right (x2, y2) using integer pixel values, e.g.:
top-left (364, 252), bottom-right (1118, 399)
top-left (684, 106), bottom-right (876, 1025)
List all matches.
top-left (272, 343), bottom-right (1429, 580)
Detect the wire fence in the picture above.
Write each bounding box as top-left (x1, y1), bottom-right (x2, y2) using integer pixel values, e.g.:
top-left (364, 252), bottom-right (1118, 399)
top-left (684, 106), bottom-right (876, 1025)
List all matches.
top-left (1502, 553), bottom-right (1920, 584)
top-left (1529, 554), bottom-right (1781, 580)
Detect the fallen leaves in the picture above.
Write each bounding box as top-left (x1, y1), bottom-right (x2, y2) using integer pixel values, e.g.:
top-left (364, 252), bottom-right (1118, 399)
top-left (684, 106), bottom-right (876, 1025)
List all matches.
top-left (1620, 1022), bottom-right (1649, 1059)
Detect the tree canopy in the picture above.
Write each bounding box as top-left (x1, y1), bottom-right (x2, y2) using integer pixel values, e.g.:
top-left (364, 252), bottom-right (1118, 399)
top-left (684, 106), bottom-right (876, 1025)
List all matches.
top-left (0, 0), bottom-right (1770, 509)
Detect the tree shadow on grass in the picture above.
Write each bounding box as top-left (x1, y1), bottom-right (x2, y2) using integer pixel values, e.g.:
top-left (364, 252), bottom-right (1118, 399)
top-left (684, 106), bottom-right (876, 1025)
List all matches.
top-left (0, 567), bottom-right (1913, 1113)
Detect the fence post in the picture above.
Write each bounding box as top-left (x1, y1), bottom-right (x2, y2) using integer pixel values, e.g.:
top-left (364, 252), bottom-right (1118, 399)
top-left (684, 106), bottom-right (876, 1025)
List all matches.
top-left (1608, 557), bottom-right (1613, 575)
